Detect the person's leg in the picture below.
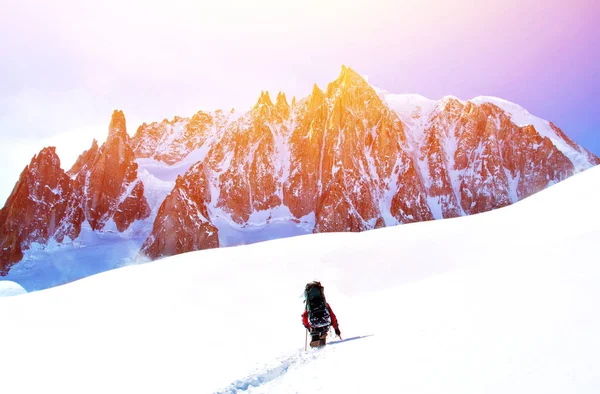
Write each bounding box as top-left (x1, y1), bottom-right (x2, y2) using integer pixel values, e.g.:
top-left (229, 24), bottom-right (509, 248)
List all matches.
top-left (319, 330), bottom-right (328, 347)
top-left (310, 332), bottom-right (321, 347)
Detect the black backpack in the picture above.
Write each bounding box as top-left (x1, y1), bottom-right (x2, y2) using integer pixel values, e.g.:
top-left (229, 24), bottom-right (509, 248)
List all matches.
top-left (304, 281), bottom-right (331, 328)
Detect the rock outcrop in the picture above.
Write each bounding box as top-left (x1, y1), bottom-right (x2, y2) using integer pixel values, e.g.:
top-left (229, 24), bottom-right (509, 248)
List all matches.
top-left (410, 98), bottom-right (576, 218)
top-left (1, 111), bottom-right (151, 275)
top-left (0, 148), bottom-right (84, 274)
top-left (139, 164), bottom-right (218, 259)
top-left (69, 110), bottom-right (150, 231)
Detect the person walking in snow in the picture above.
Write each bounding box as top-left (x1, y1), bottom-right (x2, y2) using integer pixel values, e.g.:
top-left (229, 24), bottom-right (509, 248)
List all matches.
top-left (302, 281), bottom-right (341, 348)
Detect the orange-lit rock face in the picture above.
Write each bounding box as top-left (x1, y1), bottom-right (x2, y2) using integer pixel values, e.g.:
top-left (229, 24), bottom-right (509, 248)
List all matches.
top-left (452, 101), bottom-right (514, 214)
top-left (414, 99), bottom-right (579, 218)
top-left (0, 148), bottom-right (84, 274)
top-left (205, 91), bottom-right (290, 224)
top-left (500, 123), bottom-right (574, 200)
top-left (141, 66), bottom-right (598, 258)
top-left (113, 181), bottom-right (151, 232)
top-left (140, 164), bottom-right (218, 259)
top-left (142, 66), bottom-right (434, 255)
top-left (70, 110), bottom-right (150, 231)
top-left (288, 66), bottom-right (433, 231)
top-left (4, 66), bottom-right (598, 269)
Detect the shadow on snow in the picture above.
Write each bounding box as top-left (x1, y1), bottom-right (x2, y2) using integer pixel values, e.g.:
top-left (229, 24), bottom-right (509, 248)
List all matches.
top-left (328, 334), bottom-right (374, 346)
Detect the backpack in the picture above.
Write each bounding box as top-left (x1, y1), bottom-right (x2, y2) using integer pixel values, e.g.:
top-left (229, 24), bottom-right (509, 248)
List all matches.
top-left (304, 281), bottom-right (331, 328)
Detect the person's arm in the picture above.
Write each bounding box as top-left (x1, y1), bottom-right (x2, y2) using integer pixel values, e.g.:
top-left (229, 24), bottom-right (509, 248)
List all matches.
top-left (302, 310), bottom-right (310, 330)
top-left (327, 303), bottom-right (340, 333)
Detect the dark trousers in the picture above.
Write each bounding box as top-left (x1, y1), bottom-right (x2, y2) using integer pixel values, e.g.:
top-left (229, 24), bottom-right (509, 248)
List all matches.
top-left (310, 326), bottom-right (329, 347)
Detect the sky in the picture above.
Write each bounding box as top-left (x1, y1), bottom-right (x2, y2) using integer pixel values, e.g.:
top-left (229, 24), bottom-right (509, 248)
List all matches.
top-left (0, 0), bottom-right (598, 205)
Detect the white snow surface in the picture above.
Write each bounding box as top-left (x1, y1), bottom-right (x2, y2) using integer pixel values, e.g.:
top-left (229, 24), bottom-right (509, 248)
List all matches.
top-left (0, 280), bottom-right (27, 297)
top-left (1, 166), bottom-right (599, 393)
top-left (2, 222), bottom-right (148, 291)
top-left (383, 93), bottom-right (438, 122)
top-left (210, 205), bottom-right (315, 247)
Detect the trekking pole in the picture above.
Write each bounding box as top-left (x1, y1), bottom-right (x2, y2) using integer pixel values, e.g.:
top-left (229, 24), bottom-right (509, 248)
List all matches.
top-left (305, 329), bottom-right (308, 351)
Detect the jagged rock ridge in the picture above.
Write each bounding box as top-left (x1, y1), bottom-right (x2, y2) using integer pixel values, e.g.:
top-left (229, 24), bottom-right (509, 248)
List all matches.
top-left (1, 67), bottom-right (598, 272)
top-left (138, 66), bottom-right (598, 259)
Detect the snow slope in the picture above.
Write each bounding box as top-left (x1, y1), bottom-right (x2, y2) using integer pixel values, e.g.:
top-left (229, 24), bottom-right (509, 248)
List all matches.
top-left (0, 280), bottom-right (26, 297)
top-left (0, 166), bottom-right (598, 393)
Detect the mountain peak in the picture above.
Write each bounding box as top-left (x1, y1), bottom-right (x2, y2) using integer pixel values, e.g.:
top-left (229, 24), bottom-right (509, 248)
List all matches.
top-left (338, 65), bottom-right (368, 85)
top-left (256, 91), bottom-right (273, 107)
top-left (109, 110), bottom-right (127, 137)
top-left (35, 146), bottom-right (58, 160)
top-left (326, 65), bottom-right (373, 97)
top-left (30, 146), bottom-right (61, 171)
top-left (308, 84), bottom-right (325, 110)
top-left (339, 64), bottom-right (361, 80)
top-left (311, 83), bottom-right (323, 96)
top-left (276, 91), bottom-right (289, 109)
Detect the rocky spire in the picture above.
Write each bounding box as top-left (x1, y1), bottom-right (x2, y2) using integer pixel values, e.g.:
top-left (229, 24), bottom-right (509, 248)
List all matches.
top-left (276, 91), bottom-right (290, 117)
top-left (255, 91), bottom-right (273, 107)
top-left (108, 110), bottom-right (128, 139)
top-left (0, 147), bottom-right (84, 274)
top-left (328, 65), bottom-right (372, 93)
top-left (308, 84), bottom-right (325, 111)
top-left (75, 110), bottom-right (150, 231)
top-left (275, 91), bottom-right (288, 107)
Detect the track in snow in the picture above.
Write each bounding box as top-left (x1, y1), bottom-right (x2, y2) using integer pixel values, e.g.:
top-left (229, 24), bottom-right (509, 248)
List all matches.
top-left (214, 335), bottom-right (373, 393)
top-left (214, 349), bottom-right (319, 394)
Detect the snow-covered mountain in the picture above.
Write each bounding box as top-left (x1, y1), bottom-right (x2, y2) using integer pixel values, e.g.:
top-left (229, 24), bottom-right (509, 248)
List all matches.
top-left (1, 164), bottom-right (598, 393)
top-left (139, 66), bottom-right (598, 260)
top-left (0, 66), bottom-right (598, 285)
top-left (0, 111), bottom-right (150, 275)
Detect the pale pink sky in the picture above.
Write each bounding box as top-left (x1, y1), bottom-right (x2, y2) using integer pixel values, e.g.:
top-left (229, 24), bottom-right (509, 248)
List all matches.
top-left (1, 0), bottom-right (598, 204)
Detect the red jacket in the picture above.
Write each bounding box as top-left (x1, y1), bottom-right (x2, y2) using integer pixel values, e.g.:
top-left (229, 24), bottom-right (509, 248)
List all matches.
top-left (302, 303), bottom-right (339, 330)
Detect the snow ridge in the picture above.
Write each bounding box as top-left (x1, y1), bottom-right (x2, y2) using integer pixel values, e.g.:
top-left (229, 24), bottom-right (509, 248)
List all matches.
top-left (379, 92), bottom-right (596, 174)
